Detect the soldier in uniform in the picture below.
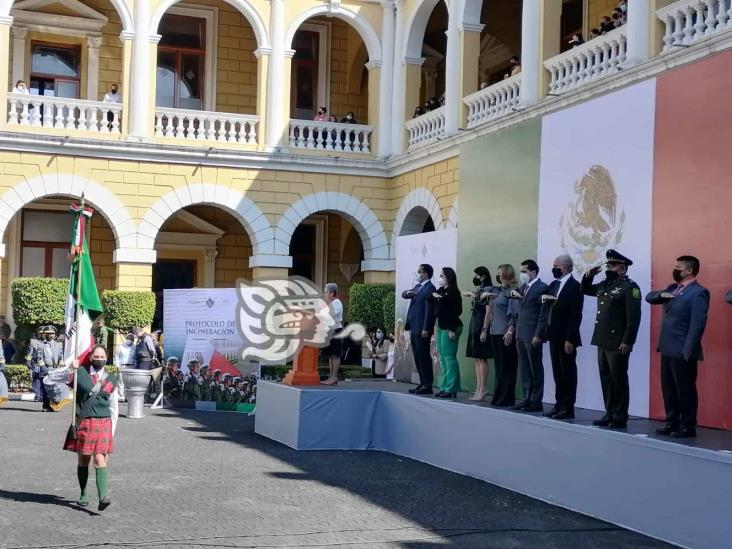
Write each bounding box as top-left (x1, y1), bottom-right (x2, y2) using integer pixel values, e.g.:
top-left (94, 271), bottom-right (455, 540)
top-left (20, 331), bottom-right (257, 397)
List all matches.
top-left (229, 377), bottom-right (241, 404)
top-left (183, 360), bottom-right (201, 401)
top-left (581, 249), bottom-right (642, 429)
top-left (163, 357), bottom-right (181, 399)
top-left (210, 369), bottom-right (222, 401)
top-left (219, 374), bottom-right (232, 402)
top-left (26, 326), bottom-right (48, 409)
top-left (41, 326), bottom-right (64, 410)
top-left (199, 365), bottom-right (211, 401)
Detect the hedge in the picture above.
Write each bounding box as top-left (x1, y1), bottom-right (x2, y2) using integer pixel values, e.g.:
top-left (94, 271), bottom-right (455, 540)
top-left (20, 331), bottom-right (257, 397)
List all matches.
top-left (2, 364), bottom-right (31, 391)
top-left (348, 283), bottom-right (395, 331)
top-left (11, 278), bottom-right (68, 332)
top-left (382, 293), bottom-right (395, 335)
top-left (102, 290), bottom-right (156, 332)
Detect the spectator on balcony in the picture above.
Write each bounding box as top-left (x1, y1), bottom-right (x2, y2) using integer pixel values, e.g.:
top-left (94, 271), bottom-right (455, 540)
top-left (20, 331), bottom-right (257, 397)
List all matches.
top-left (413, 106), bottom-right (425, 118)
top-left (600, 16), bottom-right (614, 34)
top-left (103, 84), bottom-right (121, 129)
top-left (314, 107), bottom-right (328, 122)
top-left (569, 33), bottom-right (584, 48)
top-left (612, 9), bottom-right (624, 28)
top-left (589, 28), bottom-right (601, 40)
top-left (340, 112), bottom-right (358, 151)
top-left (504, 56), bottom-right (521, 80)
top-left (12, 80), bottom-right (29, 94)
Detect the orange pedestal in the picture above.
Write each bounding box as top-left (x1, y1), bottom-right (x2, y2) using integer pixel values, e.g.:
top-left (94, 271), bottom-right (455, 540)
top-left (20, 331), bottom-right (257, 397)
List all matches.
top-left (282, 346), bottom-right (321, 386)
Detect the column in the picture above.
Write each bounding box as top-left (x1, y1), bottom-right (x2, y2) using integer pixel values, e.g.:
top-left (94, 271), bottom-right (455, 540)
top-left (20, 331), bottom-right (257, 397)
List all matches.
top-left (0, 17), bottom-right (12, 128)
top-left (128, 0), bottom-right (152, 140)
top-left (115, 263), bottom-right (154, 292)
top-left (395, 57), bottom-right (423, 153)
top-left (458, 24), bottom-right (482, 124)
top-left (363, 271), bottom-right (395, 284)
top-left (204, 249), bottom-right (218, 287)
top-left (443, 11), bottom-right (460, 135)
top-left (11, 26), bottom-right (26, 86)
top-left (119, 31), bottom-right (134, 136)
top-left (519, 0), bottom-right (542, 106)
top-left (366, 61), bottom-right (381, 154)
top-left (251, 267), bottom-right (289, 280)
top-left (377, 0), bottom-right (395, 158)
top-left (265, 0), bottom-right (288, 150)
top-left (390, 0), bottom-right (407, 155)
top-left (86, 36), bottom-right (102, 100)
top-left (626, 0), bottom-right (654, 66)
top-left (254, 47), bottom-right (270, 150)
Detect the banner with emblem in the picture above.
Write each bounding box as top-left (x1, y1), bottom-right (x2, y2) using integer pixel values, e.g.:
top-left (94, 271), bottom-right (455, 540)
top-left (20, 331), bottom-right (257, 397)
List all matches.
top-left (537, 79), bottom-right (656, 417)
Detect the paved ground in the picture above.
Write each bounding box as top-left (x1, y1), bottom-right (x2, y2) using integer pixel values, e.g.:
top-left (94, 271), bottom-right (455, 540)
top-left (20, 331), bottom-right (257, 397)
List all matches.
top-left (0, 401), bottom-right (672, 549)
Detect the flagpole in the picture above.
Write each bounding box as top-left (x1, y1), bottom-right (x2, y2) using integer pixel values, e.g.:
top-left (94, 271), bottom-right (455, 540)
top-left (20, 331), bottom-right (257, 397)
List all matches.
top-left (70, 193), bottom-right (85, 431)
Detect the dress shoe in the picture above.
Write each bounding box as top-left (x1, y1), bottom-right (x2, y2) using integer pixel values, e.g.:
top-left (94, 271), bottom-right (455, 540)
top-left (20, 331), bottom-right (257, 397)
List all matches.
top-left (510, 401), bottom-right (528, 410)
top-left (436, 392), bottom-right (456, 398)
top-left (433, 391), bottom-right (445, 398)
top-left (670, 428), bottom-right (696, 438)
top-left (522, 404), bottom-right (543, 412)
top-left (592, 417), bottom-right (611, 427)
top-left (609, 420), bottom-right (628, 429)
top-left (655, 425), bottom-right (677, 436)
top-left (408, 385), bottom-right (423, 394)
top-left (414, 387), bottom-right (433, 395)
top-left (542, 408), bottom-right (560, 418)
top-left (553, 410), bottom-right (575, 420)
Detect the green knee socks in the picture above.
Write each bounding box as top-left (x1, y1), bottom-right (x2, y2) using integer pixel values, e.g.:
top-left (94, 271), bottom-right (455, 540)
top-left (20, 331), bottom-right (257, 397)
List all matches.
top-left (95, 467), bottom-right (108, 501)
top-left (77, 466), bottom-right (89, 505)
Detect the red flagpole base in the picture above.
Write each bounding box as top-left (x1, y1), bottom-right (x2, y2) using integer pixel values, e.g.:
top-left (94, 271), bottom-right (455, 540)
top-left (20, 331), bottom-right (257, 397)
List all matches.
top-left (283, 346), bottom-right (320, 386)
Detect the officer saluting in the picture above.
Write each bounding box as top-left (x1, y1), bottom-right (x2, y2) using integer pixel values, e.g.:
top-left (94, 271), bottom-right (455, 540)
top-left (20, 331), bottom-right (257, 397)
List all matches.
top-left (581, 249), bottom-right (642, 429)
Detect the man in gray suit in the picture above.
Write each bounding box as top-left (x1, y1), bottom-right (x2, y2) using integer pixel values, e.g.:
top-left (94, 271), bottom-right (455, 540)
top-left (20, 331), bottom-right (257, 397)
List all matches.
top-left (511, 259), bottom-right (549, 412)
top-left (402, 264), bottom-right (436, 395)
top-left (646, 255), bottom-right (709, 438)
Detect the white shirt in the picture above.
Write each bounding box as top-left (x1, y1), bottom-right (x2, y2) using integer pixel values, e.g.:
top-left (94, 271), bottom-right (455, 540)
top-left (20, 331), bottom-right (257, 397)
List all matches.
top-left (114, 342), bottom-right (136, 367)
top-left (103, 91), bottom-right (121, 103)
top-left (12, 86), bottom-right (29, 94)
top-left (557, 273), bottom-right (573, 297)
top-left (329, 298), bottom-right (343, 329)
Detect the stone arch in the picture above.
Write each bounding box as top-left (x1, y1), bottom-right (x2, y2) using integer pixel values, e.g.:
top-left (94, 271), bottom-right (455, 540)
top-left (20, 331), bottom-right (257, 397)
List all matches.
top-left (461, 0), bottom-right (482, 29)
top-left (390, 187), bottom-right (444, 258)
top-left (1, 0), bottom-right (133, 32)
top-left (0, 174), bottom-right (137, 257)
top-left (403, 0), bottom-right (450, 59)
top-left (285, 4), bottom-right (382, 64)
top-left (274, 192), bottom-right (389, 262)
top-left (139, 183), bottom-right (273, 255)
top-left (149, 0), bottom-right (269, 48)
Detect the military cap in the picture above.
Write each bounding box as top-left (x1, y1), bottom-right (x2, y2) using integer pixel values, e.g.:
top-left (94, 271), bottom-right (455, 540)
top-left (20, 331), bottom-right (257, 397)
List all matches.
top-left (167, 356), bottom-right (180, 365)
top-left (212, 369), bottom-right (221, 376)
top-left (232, 376), bottom-right (241, 383)
top-left (606, 249), bottom-right (633, 266)
top-left (222, 373), bottom-right (232, 380)
top-left (36, 325), bottom-right (46, 335)
top-left (200, 364), bottom-right (210, 371)
top-left (43, 325), bottom-right (57, 334)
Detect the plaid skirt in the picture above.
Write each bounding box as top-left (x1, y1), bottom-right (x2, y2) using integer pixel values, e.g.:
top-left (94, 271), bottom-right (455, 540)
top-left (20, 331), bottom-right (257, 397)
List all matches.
top-left (63, 417), bottom-right (114, 455)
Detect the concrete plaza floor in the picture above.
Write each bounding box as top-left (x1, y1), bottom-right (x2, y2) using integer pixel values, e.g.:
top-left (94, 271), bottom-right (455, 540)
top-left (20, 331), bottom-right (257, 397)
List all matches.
top-left (0, 401), bottom-right (672, 548)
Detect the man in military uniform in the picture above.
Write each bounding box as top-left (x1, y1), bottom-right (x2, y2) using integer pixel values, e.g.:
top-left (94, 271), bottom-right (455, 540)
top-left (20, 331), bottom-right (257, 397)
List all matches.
top-left (26, 326), bottom-right (48, 409)
top-left (163, 356), bottom-right (182, 399)
top-left (40, 326), bottom-right (63, 410)
top-left (183, 360), bottom-right (202, 401)
top-left (581, 249), bottom-right (642, 429)
top-left (210, 369), bottom-right (222, 401)
top-left (229, 377), bottom-right (241, 404)
top-left (199, 365), bottom-right (211, 401)
top-left (219, 374), bottom-right (232, 402)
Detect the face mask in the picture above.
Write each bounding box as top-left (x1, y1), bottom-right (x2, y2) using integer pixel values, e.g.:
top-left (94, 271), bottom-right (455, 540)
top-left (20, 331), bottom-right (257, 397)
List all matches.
top-left (672, 269), bottom-right (684, 283)
top-left (91, 359), bottom-right (106, 370)
top-left (472, 276), bottom-right (482, 287)
top-left (496, 275), bottom-right (502, 284)
top-left (552, 267), bottom-right (563, 279)
top-left (519, 272), bottom-right (531, 285)
top-left (605, 270), bottom-right (619, 282)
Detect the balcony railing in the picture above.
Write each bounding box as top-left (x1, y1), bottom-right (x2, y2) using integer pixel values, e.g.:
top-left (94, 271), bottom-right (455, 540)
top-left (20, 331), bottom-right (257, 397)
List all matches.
top-left (154, 107), bottom-right (259, 145)
top-left (544, 27), bottom-right (627, 95)
top-left (463, 74), bottom-right (521, 129)
top-left (288, 120), bottom-right (373, 153)
top-left (657, 0), bottom-right (732, 52)
top-left (6, 93), bottom-right (122, 134)
top-left (405, 106), bottom-right (445, 150)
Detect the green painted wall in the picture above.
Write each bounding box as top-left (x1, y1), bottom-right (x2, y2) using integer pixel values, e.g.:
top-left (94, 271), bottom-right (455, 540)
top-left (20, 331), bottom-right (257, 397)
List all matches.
top-left (455, 119), bottom-right (542, 393)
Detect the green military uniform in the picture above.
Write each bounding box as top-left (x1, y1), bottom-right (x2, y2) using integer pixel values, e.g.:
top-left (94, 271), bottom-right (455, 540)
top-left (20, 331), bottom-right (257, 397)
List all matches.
top-left (210, 370), bottom-right (222, 401)
top-left (163, 370), bottom-right (182, 399)
top-left (581, 249), bottom-right (642, 427)
top-left (27, 327), bottom-right (46, 406)
top-left (219, 375), bottom-right (231, 402)
top-left (183, 361), bottom-right (202, 401)
top-left (199, 366), bottom-right (211, 401)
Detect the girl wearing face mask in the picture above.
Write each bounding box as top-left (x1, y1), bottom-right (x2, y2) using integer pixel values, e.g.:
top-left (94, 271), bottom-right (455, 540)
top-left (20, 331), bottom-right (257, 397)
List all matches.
top-left (370, 328), bottom-right (390, 378)
top-left (481, 264), bottom-right (519, 407)
top-left (12, 80), bottom-right (29, 94)
top-left (463, 266), bottom-right (494, 401)
top-left (62, 344), bottom-right (119, 511)
top-left (430, 267), bottom-right (463, 398)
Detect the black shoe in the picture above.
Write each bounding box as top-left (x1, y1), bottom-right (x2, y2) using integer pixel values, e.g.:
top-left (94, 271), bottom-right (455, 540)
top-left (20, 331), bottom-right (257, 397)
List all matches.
top-left (655, 425), bottom-right (677, 435)
top-left (98, 494), bottom-right (112, 512)
top-left (433, 391), bottom-right (445, 398)
top-left (670, 428), bottom-right (696, 438)
top-left (415, 387), bottom-right (433, 395)
top-left (593, 417), bottom-right (611, 427)
top-left (408, 385), bottom-right (423, 394)
top-left (542, 408), bottom-right (560, 418)
top-left (510, 401), bottom-right (528, 410)
top-left (436, 392), bottom-right (456, 398)
top-left (553, 410), bottom-right (575, 420)
top-left (522, 404), bottom-right (543, 412)
top-left (609, 420), bottom-right (628, 429)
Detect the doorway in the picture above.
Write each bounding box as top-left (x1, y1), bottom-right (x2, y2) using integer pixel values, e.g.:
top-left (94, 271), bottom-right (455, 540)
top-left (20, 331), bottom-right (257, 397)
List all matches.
top-left (152, 259), bottom-right (197, 330)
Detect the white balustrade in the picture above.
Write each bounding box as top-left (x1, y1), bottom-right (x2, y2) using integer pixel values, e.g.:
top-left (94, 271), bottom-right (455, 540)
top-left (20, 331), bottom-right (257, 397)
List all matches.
top-left (288, 120), bottom-right (373, 153)
top-left (405, 106), bottom-right (446, 150)
top-left (657, 0), bottom-right (732, 52)
top-left (6, 93), bottom-right (122, 134)
top-left (154, 108), bottom-right (259, 144)
top-left (544, 27), bottom-right (628, 95)
top-left (463, 74), bottom-right (521, 129)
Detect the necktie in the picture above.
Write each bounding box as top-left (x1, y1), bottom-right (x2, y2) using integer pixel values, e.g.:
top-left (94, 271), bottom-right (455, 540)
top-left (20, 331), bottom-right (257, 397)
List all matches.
top-left (672, 284), bottom-right (684, 297)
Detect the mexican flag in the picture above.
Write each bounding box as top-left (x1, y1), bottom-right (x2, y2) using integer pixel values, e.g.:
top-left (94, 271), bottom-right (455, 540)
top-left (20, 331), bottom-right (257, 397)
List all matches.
top-left (63, 203), bottom-right (103, 367)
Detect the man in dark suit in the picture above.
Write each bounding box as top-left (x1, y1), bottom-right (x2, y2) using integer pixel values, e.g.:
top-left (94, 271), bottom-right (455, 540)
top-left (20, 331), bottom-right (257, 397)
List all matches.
top-left (646, 255), bottom-right (709, 438)
top-left (581, 249), bottom-right (642, 429)
top-left (511, 259), bottom-right (549, 412)
top-left (541, 254), bottom-right (584, 419)
top-left (402, 263), bottom-right (436, 395)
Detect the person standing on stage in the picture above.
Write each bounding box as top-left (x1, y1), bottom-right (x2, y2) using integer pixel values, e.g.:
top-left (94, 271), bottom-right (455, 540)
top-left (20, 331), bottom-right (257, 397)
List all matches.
top-left (646, 255), bottom-right (709, 438)
top-left (463, 266), bottom-right (494, 401)
top-left (484, 264), bottom-right (520, 407)
top-left (133, 327), bottom-right (155, 370)
top-left (402, 264), bottom-right (436, 395)
top-left (512, 260), bottom-right (549, 412)
top-left (541, 254), bottom-right (584, 419)
top-left (62, 345), bottom-right (118, 511)
top-left (320, 283), bottom-right (344, 386)
top-left (581, 249), bottom-right (642, 429)
top-left (431, 267), bottom-right (463, 399)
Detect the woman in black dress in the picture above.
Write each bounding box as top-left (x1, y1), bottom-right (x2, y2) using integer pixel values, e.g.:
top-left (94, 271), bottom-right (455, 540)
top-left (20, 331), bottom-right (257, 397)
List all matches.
top-left (463, 266), bottom-right (494, 401)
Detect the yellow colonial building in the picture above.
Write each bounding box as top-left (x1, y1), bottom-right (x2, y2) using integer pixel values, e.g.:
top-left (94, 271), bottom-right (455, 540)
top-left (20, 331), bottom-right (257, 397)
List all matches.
top-left (0, 0), bottom-right (719, 325)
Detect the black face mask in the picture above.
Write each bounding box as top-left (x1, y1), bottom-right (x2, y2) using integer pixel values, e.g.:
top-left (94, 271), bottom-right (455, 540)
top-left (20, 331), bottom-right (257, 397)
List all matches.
top-left (551, 267), bottom-right (563, 279)
top-left (472, 276), bottom-right (482, 287)
top-left (605, 270), bottom-right (619, 282)
top-left (672, 269), bottom-right (684, 283)
top-left (91, 359), bottom-right (106, 370)
top-left (496, 275), bottom-right (502, 284)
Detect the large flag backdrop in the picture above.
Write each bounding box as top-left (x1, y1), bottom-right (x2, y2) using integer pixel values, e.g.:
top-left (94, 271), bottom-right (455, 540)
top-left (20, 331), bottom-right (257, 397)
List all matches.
top-left (63, 203), bottom-right (103, 366)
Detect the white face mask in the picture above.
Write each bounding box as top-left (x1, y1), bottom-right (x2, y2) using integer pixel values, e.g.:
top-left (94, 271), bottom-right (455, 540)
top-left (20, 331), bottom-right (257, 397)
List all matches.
top-left (376, 331), bottom-right (384, 339)
top-left (519, 272), bottom-right (531, 286)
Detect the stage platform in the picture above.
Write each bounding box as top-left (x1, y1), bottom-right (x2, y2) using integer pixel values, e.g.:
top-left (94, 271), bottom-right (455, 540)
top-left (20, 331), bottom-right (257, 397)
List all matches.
top-left (255, 379), bottom-right (732, 549)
